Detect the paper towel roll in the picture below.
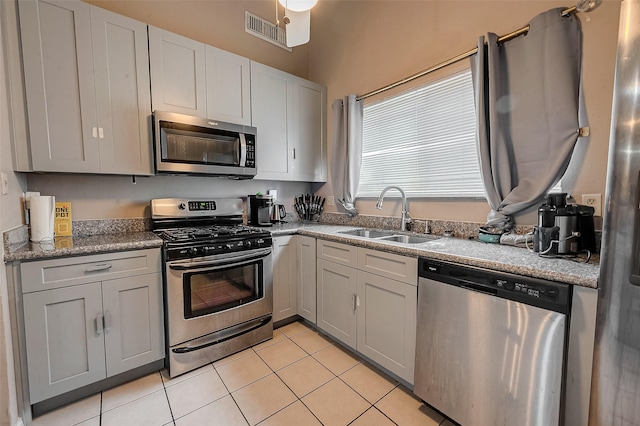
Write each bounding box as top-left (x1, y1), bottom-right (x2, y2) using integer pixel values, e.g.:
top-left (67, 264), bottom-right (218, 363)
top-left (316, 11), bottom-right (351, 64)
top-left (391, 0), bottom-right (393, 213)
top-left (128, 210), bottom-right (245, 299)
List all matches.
top-left (30, 195), bottom-right (55, 242)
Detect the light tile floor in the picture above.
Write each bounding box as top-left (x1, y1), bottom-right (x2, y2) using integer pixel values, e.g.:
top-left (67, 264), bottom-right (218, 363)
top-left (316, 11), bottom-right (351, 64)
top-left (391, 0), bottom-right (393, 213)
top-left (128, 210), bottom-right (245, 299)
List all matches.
top-left (31, 321), bottom-right (457, 426)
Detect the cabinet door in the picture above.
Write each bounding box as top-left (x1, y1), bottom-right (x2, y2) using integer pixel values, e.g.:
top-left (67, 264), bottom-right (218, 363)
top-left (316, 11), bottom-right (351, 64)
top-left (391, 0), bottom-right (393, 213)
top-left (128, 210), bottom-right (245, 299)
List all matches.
top-left (206, 45), bottom-right (251, 125)
top-left (251, 62), bottom-right (294, 180)
top-left (316, 259), bottom-right (357, 348)
top-left (292, 78), bottom-right (327, 182)
top-left (91, 7), bottom-right (152, 175)
top-left (19, 0), bottom-right (100, 172)
top-left (23, 282), bottom-right (106, 403)
top-left (149, 26), bottom-right (206, 117)
top-left (101, 273), bottom-right (164, 377)
top-left (297, 235), bottom-right (317, 323)
top-left (356, 271), bottom-right (417, 384)
top-left (273, 236), bottom-right (298, 322)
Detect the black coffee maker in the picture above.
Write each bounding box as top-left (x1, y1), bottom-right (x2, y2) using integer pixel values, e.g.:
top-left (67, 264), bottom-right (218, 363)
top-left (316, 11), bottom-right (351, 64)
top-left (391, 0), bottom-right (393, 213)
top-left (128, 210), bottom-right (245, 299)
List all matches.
top-left (248, 194), bottom-right (273, 227)
top-left (534, 193), bottom-right (597, 255)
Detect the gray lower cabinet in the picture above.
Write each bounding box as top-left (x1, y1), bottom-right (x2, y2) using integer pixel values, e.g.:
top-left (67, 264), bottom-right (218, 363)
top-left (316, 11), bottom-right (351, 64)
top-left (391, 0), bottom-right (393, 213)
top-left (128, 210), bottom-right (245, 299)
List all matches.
top-left (317, 258), bottom-right (358, 347)
top-left (297, 235), bottom-right (317, 323)
top-left (17, 0), bottom-right (152, 175)
top-left (316, 240), bottom-right (417, 383)
top-left (273, 235), bottom-right (298, 322)
top-left (20, 249), bottom-right (163, 404)
top-left (356, 270), bottom-right (417, 383)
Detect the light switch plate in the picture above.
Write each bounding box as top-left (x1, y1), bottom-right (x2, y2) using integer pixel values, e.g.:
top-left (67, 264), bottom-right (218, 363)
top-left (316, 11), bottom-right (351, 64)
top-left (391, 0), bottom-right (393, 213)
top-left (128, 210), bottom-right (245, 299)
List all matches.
top-left (1, 172), bottom-right (8, 195)
top-left (582, 193), bottom-right (602, 216)
top-left (326, 196), bottom-right (335, 206)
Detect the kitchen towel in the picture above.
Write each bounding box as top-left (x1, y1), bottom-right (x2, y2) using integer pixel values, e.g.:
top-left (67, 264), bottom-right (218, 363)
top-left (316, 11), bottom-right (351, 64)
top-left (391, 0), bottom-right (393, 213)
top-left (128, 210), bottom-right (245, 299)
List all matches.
top-left (30, 195), bottom-right (55, 242)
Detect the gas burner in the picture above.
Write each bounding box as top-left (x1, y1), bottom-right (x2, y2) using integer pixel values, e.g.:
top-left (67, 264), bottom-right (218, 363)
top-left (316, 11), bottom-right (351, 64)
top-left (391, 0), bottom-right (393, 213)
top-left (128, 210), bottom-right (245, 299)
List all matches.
top-left (155, 225), bottom-right (268, 244)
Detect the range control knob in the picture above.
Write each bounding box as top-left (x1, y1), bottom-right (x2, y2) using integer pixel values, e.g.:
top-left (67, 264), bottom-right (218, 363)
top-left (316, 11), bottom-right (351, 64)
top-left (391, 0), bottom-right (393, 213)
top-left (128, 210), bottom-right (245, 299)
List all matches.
top-left (225, 243), bottom-right (234, 250)
top-left (189, 247), bottom-right (199, 257)
top-left (244, 240), bottom-right (253, 248)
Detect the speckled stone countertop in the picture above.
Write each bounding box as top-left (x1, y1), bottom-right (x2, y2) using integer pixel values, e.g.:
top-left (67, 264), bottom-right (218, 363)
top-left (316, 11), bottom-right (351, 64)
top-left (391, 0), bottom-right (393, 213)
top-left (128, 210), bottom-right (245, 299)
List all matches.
top-left (267, 222), bottom-right (600, 288)
top-left (4, 219), bottom-right (599, 288)
top-left (4, 227), bottom-right (162, 262)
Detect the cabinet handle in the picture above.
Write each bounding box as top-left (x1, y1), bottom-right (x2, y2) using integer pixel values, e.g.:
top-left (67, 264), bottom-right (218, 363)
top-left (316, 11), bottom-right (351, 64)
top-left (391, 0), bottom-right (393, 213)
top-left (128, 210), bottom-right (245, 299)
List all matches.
top-left (98, 127), bottom-right (104, 139)
top-left (292, 148), bottom-right (296, 159)
top-left (95, 315), bottom-right (104, 336)
top-left (352, 294), bottom-right (357, 312)
top-left (92, 127), bottom-right (98, 138)
top-left (85, 263), bottom-right (112, 273)
top-left (103, 311), bottom-right (112, 332)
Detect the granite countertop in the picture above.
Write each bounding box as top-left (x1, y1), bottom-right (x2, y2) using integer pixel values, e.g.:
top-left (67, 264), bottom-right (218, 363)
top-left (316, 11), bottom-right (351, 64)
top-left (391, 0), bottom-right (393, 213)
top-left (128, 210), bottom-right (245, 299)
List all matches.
top-left (268, 222), bottom-right (600, 288)
top-left (4, 221), bottom-right (599, 288)
top-left (3, 231), bottom-right (163, 262)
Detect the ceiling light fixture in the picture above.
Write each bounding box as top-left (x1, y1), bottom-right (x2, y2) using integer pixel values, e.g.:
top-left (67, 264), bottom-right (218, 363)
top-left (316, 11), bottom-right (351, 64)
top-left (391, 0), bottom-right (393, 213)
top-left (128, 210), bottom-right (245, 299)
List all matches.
top-left (276, 0), bottom-right (317, 48)
top-left (278, 0), bottom-right (318, 12)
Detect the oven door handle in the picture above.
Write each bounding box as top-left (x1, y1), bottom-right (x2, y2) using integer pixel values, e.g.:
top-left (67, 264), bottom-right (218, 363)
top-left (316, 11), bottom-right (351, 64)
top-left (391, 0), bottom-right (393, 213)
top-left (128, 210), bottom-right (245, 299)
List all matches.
top-left (168, 248), bottom-right (271, 271)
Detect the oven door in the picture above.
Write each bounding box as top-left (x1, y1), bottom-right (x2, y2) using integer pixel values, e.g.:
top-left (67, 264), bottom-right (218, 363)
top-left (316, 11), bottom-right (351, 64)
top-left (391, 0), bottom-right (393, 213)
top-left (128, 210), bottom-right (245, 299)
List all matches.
top-left (165, 248), bottom-right (273, 346)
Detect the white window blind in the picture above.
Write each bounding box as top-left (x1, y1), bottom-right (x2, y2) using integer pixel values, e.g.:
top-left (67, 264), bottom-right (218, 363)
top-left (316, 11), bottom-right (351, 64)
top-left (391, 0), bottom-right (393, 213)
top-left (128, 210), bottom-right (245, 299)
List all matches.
top-left (359, 69), bottom-right (485, 198)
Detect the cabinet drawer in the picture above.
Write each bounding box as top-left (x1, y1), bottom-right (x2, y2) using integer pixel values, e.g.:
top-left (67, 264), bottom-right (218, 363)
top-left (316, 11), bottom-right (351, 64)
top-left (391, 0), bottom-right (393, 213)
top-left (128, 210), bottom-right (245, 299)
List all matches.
top-left (20, 249), bottom-right (161, 293)
top-left (317, 239), bottom-right (358, 267)
top-left (357, 248), bottom-right (417, 285)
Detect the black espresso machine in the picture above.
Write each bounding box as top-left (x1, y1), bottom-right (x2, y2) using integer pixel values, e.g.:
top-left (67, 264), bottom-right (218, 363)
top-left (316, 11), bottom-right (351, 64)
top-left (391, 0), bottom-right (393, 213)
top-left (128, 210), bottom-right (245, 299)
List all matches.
top-left (533, 193), bottom-right (597, 255)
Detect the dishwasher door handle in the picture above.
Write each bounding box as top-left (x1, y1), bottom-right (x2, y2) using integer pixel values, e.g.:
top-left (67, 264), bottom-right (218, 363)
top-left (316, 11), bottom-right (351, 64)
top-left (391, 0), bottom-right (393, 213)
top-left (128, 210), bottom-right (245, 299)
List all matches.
top-left (457, 280), bottom-right (498, 296)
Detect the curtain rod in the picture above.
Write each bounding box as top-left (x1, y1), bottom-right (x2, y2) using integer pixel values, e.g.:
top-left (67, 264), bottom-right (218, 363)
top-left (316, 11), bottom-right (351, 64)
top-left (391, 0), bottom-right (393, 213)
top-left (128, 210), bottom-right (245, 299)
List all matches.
top-left (356, 6), bottom-right (579, 101)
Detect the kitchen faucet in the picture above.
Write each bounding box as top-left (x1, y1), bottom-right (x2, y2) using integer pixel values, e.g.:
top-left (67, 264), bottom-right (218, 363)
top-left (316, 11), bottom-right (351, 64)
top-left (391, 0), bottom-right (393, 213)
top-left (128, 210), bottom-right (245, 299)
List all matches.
top-left (376, 186), bottom-right (412, 231)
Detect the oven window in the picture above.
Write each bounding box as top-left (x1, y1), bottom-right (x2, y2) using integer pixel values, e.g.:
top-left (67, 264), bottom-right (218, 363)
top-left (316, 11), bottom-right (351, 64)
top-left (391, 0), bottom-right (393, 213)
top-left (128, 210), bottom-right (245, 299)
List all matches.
top-left (183, 261), bottom-right (263, 318)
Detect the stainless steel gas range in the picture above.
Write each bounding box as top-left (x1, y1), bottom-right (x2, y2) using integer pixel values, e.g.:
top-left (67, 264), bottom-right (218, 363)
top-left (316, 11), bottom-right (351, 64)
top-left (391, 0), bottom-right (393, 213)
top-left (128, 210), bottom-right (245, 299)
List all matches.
top-left (151, 198), bottom-right (273, 378)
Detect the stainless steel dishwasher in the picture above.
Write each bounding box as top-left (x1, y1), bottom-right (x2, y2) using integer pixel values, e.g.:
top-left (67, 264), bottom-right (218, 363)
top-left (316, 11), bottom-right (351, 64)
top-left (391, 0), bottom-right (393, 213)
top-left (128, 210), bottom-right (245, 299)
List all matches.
top-left (414, 258), bottom-right (571, 426)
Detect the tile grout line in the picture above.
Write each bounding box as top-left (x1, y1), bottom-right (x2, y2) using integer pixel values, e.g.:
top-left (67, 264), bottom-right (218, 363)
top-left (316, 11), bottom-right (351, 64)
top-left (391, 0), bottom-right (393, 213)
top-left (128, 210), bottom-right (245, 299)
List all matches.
top-left (160, 369), bottom-right (178, 424)
top-left (258, 330), bottom-right (327, 426)
top-left (210, 364), bottom-right (253, 426)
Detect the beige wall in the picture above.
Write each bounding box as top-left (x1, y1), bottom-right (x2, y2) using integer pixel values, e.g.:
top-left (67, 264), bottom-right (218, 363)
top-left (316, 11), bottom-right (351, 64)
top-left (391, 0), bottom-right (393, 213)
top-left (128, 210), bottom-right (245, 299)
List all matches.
top-left (309, 0), bottom-right (620, 225)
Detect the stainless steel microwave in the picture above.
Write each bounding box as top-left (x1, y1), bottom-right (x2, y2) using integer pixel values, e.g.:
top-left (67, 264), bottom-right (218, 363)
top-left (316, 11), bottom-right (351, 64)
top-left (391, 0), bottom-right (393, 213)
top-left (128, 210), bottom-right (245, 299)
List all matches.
top-left (153, 111), bottom-right (257, 178)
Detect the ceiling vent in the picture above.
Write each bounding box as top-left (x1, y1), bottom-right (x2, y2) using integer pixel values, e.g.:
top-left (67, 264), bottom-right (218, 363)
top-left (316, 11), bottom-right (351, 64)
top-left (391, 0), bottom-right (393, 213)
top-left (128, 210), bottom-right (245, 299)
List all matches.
top-left (245, 11), bottom-right (291, 52)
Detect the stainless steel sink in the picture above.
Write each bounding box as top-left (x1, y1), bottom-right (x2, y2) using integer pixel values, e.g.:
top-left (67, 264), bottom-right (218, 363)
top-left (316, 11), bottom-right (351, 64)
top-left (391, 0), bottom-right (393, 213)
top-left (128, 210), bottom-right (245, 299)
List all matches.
top-left (379, 235), bottom-right (439, 244)
top-left (339, 229), bottom-right (396, 238)
top-left (339, 229), bottom-right (440, 244)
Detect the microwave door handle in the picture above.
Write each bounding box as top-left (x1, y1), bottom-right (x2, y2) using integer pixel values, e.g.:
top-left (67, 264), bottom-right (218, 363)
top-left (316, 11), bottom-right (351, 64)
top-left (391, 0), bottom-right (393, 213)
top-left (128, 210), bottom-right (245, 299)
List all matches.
top-left (239, 134), bottom-right (247, 167)
top-left (168, 248), bottom-right (271, 271)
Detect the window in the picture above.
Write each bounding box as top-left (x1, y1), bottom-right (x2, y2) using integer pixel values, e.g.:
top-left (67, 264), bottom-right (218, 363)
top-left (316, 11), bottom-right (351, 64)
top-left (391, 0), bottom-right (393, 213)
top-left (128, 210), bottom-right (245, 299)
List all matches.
top-left (358, 68), bottom-right (562, 199)
top-left (358, 69), bottom-right (484, 198)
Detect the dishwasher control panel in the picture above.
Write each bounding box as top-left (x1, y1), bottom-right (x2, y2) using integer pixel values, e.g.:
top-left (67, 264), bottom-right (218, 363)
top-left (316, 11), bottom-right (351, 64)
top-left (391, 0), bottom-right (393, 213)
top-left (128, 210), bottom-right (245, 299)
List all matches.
top-left (419, 259), bottom-right (572, 314)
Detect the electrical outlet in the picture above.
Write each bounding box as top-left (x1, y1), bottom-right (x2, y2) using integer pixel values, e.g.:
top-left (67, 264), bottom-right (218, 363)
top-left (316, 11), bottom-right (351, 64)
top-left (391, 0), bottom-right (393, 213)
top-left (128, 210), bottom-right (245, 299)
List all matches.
top-left (582, 193), bottom-right (602, 217)
top-left (326, 196), bottom-right (335, 206)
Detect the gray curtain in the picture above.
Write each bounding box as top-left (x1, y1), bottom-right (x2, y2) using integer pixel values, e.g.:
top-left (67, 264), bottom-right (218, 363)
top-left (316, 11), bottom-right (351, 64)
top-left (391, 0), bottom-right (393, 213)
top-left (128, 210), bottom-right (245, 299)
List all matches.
top-left (331, 95), bottom-right (363, 216)
top-left (471, 8), bottom-right (583, 231)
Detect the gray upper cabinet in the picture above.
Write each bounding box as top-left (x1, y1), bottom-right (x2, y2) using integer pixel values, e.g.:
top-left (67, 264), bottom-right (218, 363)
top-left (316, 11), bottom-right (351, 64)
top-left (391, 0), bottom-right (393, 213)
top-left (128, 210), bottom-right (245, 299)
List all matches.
top-left (148, 26), bottom-right (207, 118)
top-left (18, 0), bottom-right (153, 175)
top-left (205, 45), bottom-right (251, 125)
top-left (251, 62), bottom-right (327, 182)
top-left (251, 62), bottom-right (294, 181)
top-left (148, 28), bottom-right (251, 126)
top-left (292, 79), bottom-right (327, 182)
